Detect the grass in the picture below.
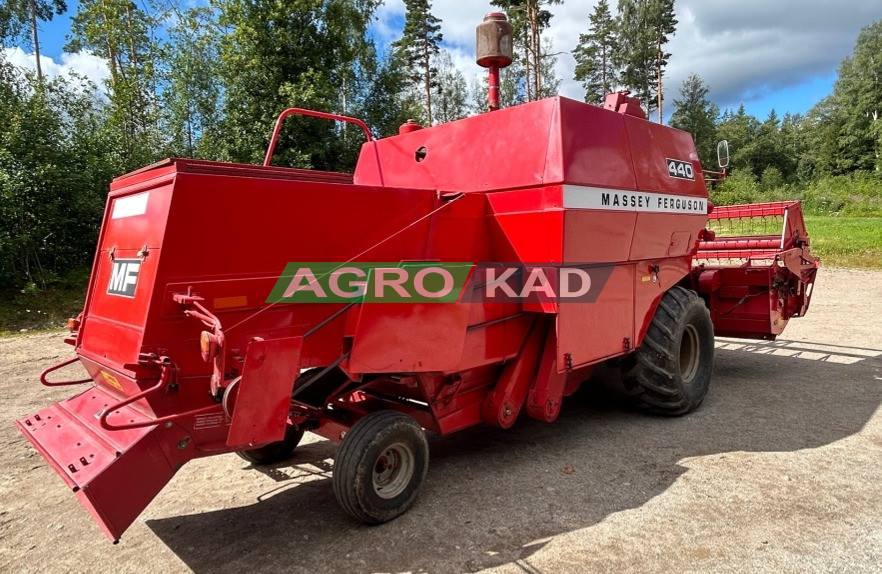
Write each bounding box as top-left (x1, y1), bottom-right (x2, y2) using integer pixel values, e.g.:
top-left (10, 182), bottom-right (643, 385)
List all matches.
top-left (707, 214), bottom-right (882, 269)
top-left (803, 216), bottom-right (882, 269)
top-left (0, 284), bottom-right (87, 336)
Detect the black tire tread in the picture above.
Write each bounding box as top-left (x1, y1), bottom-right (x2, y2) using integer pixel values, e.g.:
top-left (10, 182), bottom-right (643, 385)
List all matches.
top-left (621, 286), bottom-right (714, 416)
top-left (237, 426), bottom-right (304, 465)
top-left (333, 410), bottom-right (428, 524)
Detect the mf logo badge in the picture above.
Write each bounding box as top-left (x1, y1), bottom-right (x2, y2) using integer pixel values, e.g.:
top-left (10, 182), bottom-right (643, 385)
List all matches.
top-left (107, 259), bottom-right (141, 297)
top-left (666, 158), bottom-right (695, 181)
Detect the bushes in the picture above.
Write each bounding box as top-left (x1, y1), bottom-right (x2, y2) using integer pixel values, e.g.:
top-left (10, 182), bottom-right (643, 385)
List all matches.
top-left (710, 169), bottom-right (882, 217)
top-left (0, 61), bottom-right (112, 291)
top-left (711, 170), bottom-right (763, 205)
top-left (801, 173), bottom-right (882, 216)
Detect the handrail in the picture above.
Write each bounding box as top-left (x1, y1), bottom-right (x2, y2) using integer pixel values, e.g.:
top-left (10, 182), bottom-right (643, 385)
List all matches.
top-left (263, 108), bottom-right (374, 167)
top-left (40, 357), bottom-right (92, 387)
top-left (99, 368), bottom-right (220, 431)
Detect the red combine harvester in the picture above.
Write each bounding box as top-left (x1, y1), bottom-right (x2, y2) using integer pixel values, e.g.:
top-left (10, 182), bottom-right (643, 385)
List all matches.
top-left (17, 13), bottom-right (818, 542)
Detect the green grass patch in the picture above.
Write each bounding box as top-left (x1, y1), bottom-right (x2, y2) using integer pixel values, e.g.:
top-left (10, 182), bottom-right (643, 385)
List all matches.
top-left (804, 216), bottom-right (882, 269)
top-left (709, 170), bottom-right (882, 268)
top-left (0, 280), bottom-right (87, 336)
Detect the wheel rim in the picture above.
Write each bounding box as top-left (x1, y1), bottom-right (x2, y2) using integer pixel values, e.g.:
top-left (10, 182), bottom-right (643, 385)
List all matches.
top-left (679, 324), bottom-right (700, 384)
top-left (372, 441), bottom-right (415, 499)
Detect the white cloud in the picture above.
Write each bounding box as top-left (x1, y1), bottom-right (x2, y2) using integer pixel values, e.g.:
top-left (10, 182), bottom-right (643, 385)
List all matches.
top-left (3, 47), bottom-right (110, 91)
top-left (663, 1), bottom-right (881, 111)
top-left (374, 0), bottom-right (881, 115)
top-left (373, 0), bottom-right (406, 43)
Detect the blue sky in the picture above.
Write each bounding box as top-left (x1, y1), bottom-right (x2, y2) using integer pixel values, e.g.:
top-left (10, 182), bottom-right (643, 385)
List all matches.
top-left (12, 0), bottom-right (882, 122)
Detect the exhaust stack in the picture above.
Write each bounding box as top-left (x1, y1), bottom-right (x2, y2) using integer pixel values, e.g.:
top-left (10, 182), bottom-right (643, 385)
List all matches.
top-left (475, 12), bottom-right (513, 112)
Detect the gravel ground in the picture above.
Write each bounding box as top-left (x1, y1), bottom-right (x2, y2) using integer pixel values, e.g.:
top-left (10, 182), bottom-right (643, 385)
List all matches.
top-left (1, 267), bottom-right (880, 574)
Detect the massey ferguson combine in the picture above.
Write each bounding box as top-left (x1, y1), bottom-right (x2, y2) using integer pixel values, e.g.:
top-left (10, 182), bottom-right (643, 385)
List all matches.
top-left (17, 13), bottom-right (818, 542)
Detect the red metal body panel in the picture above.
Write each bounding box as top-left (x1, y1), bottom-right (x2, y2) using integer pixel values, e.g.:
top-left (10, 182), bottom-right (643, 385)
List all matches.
top-left (18, 95), bottom-right (818, 541)
top-left (16, 386), bottom-right (193, 541)
top-left (226, 337), bottom-right (303, 448)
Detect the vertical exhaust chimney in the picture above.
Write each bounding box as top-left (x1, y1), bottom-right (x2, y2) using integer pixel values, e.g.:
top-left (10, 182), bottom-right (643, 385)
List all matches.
top-left (475, 13), bottom-right (514, 112)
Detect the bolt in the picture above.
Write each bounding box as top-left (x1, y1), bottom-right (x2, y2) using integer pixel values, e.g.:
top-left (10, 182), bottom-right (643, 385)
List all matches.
top-left (176, 438), bottom-right (190, 450)
top-left (503, 405), bottom-right (512, 418)
top-left (164, 421), bottom-right (172, 429)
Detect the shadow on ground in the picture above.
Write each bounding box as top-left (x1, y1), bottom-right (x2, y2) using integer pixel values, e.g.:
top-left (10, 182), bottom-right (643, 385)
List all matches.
top-left (147, 347), bottom-right (882, 573)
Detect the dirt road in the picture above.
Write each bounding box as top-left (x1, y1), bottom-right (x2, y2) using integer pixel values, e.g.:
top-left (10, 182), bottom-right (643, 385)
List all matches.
top-left (1, 267), bottom-right (880, 574)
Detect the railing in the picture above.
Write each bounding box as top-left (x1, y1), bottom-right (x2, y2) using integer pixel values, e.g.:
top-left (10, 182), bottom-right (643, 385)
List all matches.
top-left (263, 108), bottom-right (374, 167)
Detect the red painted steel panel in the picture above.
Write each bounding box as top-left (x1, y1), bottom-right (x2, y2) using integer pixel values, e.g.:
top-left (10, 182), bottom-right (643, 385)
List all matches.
top-left (623, 115), bottom-right (708, 197)
top-left (556, 97), bottom-right (639, 190)
top-left (80, 179), bottom-right (174, 368)
top-left (227, 337), bottom-right (303, 449)
top-left (425, 193), bottom-right (494, 263)
top-left (629, 213), bottom-right (705, 260)
top-left (350, 302), bottom-right (472, 372)
top-left (16, 387), bottom-right (187, 542)
top-left (563, 209), bottom-right (636, 263)
top-left (557, 265), bottom-right (636, 368)
top-left (354, 99), bottom-right (560, 191)
top-left (489, 211), bottom-right (564, 263)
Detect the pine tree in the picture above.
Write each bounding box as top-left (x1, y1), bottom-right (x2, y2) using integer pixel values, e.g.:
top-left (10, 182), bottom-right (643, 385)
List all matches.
top-left (573, 0), bottom-right (617, 105)
top-left (393, 0), bottom-right (442, 124)
top-left (491, 0), bottom-right (561, 102)
top-left (616, 0), bottom-right (677, 121)
top-left (669, 74), bottom-right (718, 169)
top-left (523, 0), bottom-right (562, 100)
top-left (0, 0), bottom-right (67, 81)
top-left (648, 0), bottom-right (677, 122)
top-left (536, 37), bottom-right (560, 99)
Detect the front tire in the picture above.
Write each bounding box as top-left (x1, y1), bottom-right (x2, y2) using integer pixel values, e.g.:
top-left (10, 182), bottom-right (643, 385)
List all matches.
top-left (621, 286), bottom-right (714, 415)
top-left (333, 410), bottom-right (429, 524)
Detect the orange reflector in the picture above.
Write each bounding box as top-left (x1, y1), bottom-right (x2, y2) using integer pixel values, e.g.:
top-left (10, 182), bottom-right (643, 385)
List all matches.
top-left (200, 331), bottom-right (212, 354)
top-left (213, 295), bottom-right (248, 309)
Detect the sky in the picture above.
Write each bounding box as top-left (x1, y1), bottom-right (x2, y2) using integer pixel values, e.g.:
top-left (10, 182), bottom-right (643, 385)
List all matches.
top-left (6, 0), bottom-right (882, 122)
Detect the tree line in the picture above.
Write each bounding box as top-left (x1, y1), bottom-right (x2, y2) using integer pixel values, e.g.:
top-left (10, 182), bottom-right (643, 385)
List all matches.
top-left (0, 0), bottom-right (880, 292)
top-left (668, 20), bottom-right (882, 186)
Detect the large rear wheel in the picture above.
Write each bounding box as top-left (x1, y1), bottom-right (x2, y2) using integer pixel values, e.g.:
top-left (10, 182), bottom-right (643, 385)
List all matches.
top-left (621, 286), bottom-right (714, 415)
top-left (333, 410), bottom-right (429, 524)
